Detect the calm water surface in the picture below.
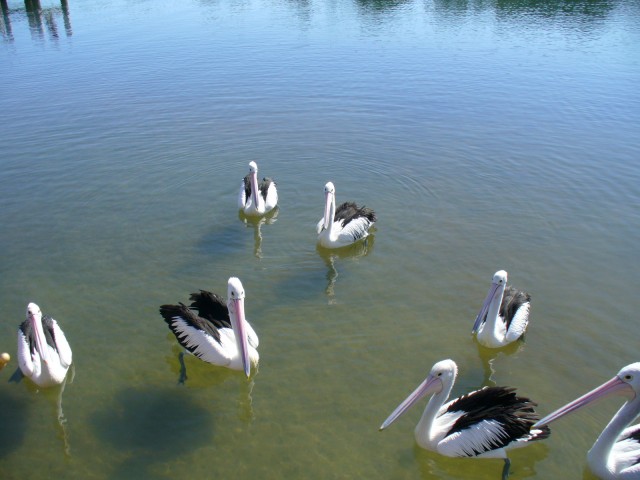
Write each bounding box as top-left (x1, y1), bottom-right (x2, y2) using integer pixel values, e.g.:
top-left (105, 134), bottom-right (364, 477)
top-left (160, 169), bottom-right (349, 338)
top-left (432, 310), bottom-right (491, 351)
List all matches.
top-left (1, 0), bottom-right (639, 478)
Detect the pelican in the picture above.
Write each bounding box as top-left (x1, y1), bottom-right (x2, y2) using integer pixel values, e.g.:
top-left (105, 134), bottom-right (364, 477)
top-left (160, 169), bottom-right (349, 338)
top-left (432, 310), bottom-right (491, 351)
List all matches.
top-left (380, 359), bottom-right (550, 480)
top-left (533, 363), bottom-right (640, 479)
top-left (238, 161), bottom-right (278, 216)
top-left (17, 302), bottom-right (72, 388)
top-left (316, 181), bottom-right (376, 249)
top-left (160, 277), bottom-right (258, 380)
top-left (472, 270), bottom-right (531, 348)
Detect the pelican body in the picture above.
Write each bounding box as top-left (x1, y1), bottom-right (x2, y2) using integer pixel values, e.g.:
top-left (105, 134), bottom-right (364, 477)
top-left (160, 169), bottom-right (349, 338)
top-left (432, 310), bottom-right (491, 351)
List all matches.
top-left (17, 302), bottom-right (72, 387)
top-left (238, 161), bottom-right (278, 216)
top-left (316, 181), bottom-right (376, 249)
top-left (160, 277), bottom-right (258, 378)
top-left (472, 270), bottom-right (531, 348)
top-left (533, 363), bottom-right (640, 479)
top-left (380, 359), bottom-right (549, 480)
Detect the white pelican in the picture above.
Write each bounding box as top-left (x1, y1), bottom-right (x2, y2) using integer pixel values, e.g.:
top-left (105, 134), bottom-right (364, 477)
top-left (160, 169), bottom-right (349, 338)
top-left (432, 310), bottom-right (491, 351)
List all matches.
top-left (17, 302), bottom-right (72, 388)
top-left (238, 161), bottom-right (278, 216)
top-left (472, 270), bottom-right (531, 348)
top-left (160, 277), bottom-right (258, 380)
top-left (316, 181), bottom-right (376, 249)
top-left (380, 359), bottom-right (550, 480)
top-left (533, 363), bottom-right (640, 479)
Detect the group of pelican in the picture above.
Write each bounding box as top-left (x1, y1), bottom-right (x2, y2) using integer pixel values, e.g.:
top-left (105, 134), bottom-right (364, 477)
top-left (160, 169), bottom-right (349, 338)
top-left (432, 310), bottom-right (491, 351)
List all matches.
top-left (156, 162), bottom-right (378, 381)
top-left (3, 161), bottom-right (638, 480)
top-left (235, 162), bottom-right (640, 480)
top-left (378, 271), bottom-right (640, 480)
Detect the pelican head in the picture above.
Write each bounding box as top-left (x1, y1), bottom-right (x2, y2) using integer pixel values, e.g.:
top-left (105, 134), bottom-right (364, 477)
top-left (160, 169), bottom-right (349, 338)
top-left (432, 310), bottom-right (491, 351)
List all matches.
top-left (380, 359), bottom-right (458, 430)
top-left (26, 302), bottom-right (42, 321)
top-left (226, 277), bottom-right (251, 377)
top-left (227, 277), bottom-right (246, 301)
top-left (324, 181), bottom-right (335, 196)
top-left (248, 161), bottom-right (258, 174)
top-left (430, 359), bottom-right (458, 385)
top-left (472, 269), bottom-right (508, 333)
top-left (534, 363), bottom-right (640, 429)
top-left (492, 270), bottom-right (508, 285)
top-left (619, 363), bottom-right (640, 393)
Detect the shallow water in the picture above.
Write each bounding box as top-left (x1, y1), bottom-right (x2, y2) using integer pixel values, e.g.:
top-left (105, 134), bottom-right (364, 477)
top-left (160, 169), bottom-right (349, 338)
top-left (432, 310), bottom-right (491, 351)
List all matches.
top-left (1, 0), bottom-right (639, 478)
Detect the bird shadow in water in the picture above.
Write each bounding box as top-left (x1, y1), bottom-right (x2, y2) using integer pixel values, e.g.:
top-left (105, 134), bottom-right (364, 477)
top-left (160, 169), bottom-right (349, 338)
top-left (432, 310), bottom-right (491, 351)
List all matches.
top-left (6, 365), bottom-right (74, 457)
top-left (0, 384), bottom-right (29, 459)
top-left (316, 234), bottom-right (375, 303)
top-left (195, 218), bottom-right (248, 260)
top-left (91, 385), bottom-right (216, 479)
top-left (237, 207), bottom-right (279, 258)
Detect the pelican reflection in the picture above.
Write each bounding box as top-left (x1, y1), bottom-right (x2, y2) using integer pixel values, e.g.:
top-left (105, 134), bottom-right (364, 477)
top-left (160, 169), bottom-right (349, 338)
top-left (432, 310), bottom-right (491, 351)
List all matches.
top-left (317, 235), bottom-right (375, 303)
top-left (239, 208), bottom-right (279, 258)
top-left (475, 340), bottom-right (525, 387)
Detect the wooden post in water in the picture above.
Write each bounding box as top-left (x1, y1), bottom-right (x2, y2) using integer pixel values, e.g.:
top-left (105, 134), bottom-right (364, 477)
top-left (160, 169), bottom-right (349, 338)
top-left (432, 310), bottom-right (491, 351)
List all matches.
top-left (24, 0), bottom-right (41, 11)
top-left (61, 0), bottom-right (72, 36)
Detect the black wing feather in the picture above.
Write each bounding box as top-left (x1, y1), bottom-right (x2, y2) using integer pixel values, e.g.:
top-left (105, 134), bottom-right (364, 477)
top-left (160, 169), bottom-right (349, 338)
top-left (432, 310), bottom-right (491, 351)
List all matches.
top-left (159, 302), bottom-right (222, 345)
top-left (446, 386), bottom-right (550, 455)
top-left (619, 424), bottom-right (640, 444)
top-left (259, 177), bottom-right (275, 200)
top-left (242, 174), bottom-right (252, 201)
top-left (500, 286), bottom-right (531, 329)
top-left (188, 290), bottom-right (230, 329)
top-left (334, 202), bottom-right (377, 225)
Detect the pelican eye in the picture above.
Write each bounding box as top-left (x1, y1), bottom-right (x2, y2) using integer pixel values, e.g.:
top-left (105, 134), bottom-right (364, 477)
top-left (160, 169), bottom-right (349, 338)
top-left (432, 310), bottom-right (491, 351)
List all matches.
top-left (623, 374), bottom-right (633, 381)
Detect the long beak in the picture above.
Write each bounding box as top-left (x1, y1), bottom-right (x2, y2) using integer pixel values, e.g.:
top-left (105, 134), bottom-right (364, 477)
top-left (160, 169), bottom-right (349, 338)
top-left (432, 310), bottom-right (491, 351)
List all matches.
top-left (30, 313), bottom-right (50, 364)
top-left (250, 171), bottom-right (260, 207)
top-left (472, 282), bottom-right (500, 333)
top-left (322, 190), bottom-right (333, 231)
top-left (533, 376), bottom-right (634, 429)
top-left (230, 297), bottom-right (251, 378)
top-left (380, 375), bottom-right (442, 430)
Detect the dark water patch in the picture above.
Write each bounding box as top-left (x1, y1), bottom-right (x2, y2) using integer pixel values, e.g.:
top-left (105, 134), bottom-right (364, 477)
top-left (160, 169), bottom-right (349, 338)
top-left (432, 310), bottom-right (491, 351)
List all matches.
top-left (91, 386), bottom-right (216, 477)
top-left (0, 384), bottom-right (28, 458)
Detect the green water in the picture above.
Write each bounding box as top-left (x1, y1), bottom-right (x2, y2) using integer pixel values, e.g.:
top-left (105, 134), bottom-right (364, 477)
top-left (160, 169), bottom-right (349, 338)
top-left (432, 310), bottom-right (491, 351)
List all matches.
top-left (0, 0), bottom-right (639, 478)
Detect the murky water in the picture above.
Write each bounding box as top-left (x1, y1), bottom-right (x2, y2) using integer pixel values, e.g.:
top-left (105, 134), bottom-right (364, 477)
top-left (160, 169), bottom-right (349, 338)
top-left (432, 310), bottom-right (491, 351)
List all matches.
top-left (1, 0), bottom-right (639, 478)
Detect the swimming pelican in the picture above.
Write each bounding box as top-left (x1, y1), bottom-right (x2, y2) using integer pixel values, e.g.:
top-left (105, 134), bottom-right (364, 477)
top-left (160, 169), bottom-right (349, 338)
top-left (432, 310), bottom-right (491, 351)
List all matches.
top-left (472, 270), bottom-right (531, 348)
top-left (160, 277), bottom-right (259, 380)
top-left (380, 359), bottom-right (550, 480)
top-left (17, 302), bottom-right (72, 388)
top-left (533, 363), bottom-right (640, 479)
top-left (316, 181), bottom-right (376, 249)
top-left (238, 161), bottom-right (278, 216)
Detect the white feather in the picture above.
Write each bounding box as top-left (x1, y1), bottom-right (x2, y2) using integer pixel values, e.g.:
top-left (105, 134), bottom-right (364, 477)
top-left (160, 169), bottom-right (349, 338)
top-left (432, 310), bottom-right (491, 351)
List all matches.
top-left (438, 419), bottom-right (508, 458)
top-left (505, 302), bottom-right (530, 343)
top-left (169, 316), bottom-right (259, 372)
